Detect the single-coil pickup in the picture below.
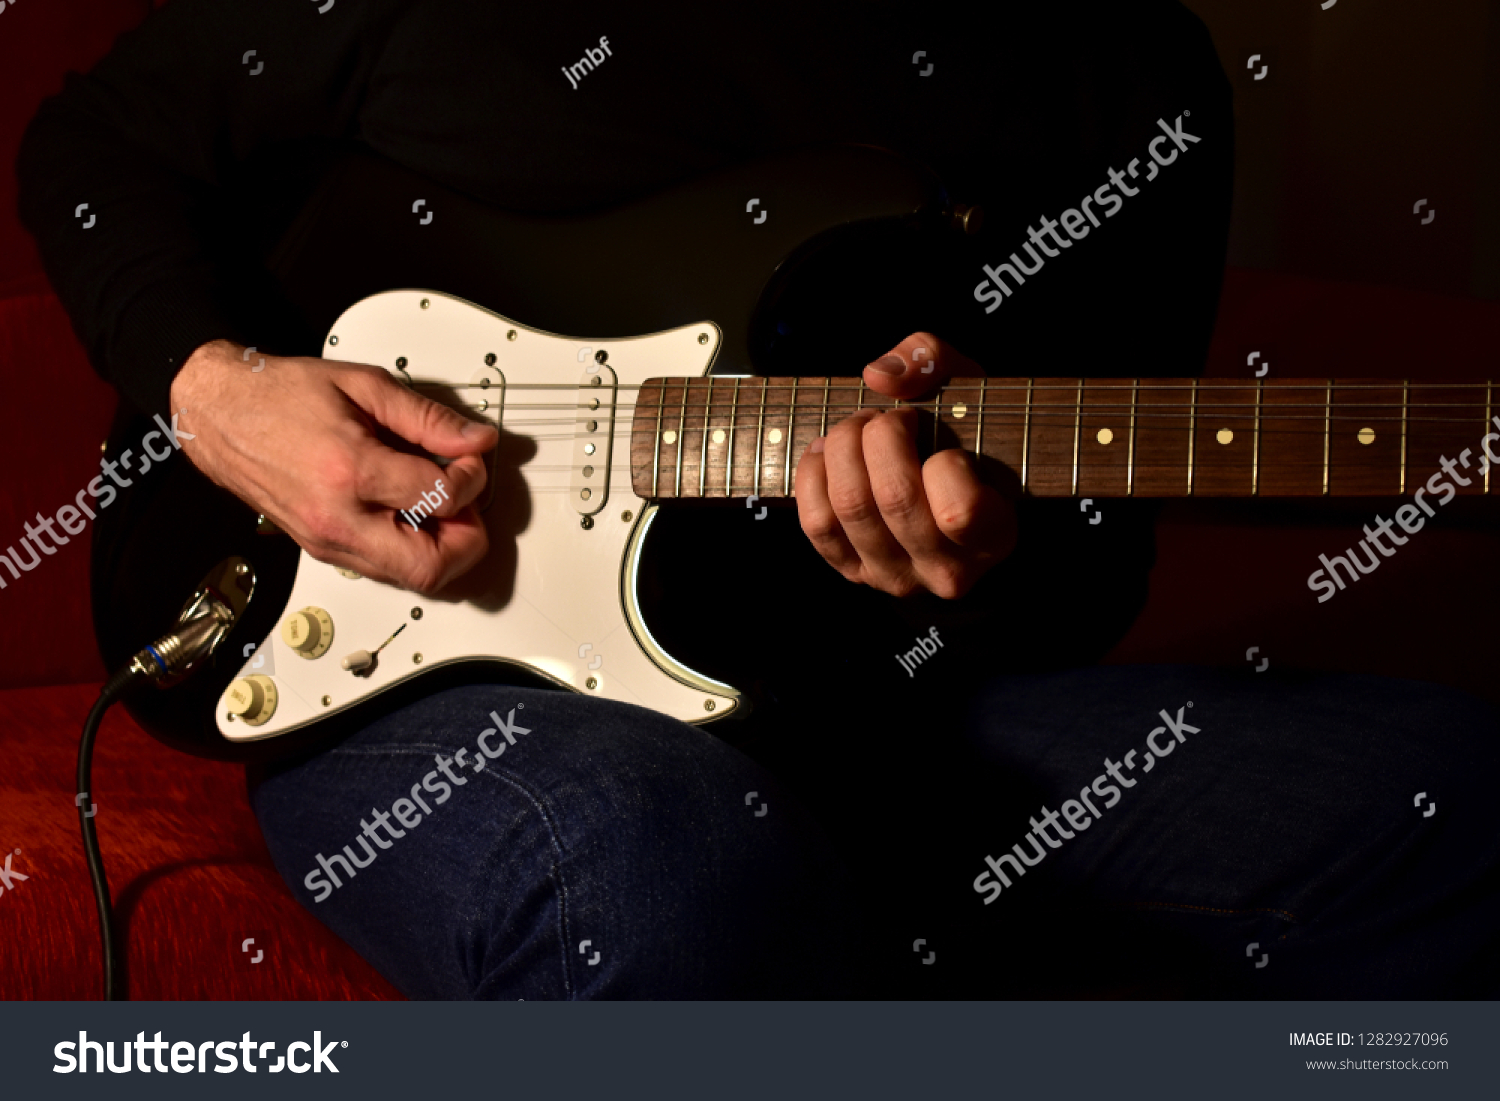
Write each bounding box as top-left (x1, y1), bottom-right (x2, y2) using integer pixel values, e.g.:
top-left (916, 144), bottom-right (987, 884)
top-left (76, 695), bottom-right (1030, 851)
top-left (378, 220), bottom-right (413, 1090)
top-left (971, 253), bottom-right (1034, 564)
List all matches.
top-left (572, 365), bottom-right (617, 515)
top-left (468, 365), bottom-right (506, 511)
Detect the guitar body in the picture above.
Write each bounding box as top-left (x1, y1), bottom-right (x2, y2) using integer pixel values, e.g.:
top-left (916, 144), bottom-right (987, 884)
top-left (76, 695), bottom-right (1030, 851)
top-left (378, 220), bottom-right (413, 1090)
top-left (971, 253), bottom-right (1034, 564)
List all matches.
top-left (228, 290), bottom-right (741, 745)
top-left (97, 144), bottom-right (960, 761)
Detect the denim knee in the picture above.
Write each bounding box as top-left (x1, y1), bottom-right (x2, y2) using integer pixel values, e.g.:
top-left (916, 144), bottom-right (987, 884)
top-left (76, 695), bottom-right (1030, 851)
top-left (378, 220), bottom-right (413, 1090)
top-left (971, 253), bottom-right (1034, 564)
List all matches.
top-left (253, 685), bottom-right (855, 998)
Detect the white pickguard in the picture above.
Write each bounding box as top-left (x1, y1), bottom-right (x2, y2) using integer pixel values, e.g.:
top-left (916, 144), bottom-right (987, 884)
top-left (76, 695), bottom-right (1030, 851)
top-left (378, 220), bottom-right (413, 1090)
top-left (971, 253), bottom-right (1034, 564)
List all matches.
top-left (218, 289), bottom-right (740, 742)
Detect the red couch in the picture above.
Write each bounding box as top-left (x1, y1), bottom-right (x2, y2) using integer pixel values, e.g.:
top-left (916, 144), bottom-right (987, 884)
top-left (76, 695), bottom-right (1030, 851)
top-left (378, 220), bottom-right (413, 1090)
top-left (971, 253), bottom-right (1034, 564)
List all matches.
top-left (4, 0), bottom-right (1497, 1001)
top-left (0, 0), bottom-right (401, 1001)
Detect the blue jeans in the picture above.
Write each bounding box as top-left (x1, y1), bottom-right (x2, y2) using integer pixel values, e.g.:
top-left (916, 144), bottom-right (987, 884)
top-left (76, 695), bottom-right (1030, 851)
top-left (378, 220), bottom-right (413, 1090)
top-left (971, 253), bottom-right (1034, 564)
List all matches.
top-left (250, 666), bottom-right (1500, 999)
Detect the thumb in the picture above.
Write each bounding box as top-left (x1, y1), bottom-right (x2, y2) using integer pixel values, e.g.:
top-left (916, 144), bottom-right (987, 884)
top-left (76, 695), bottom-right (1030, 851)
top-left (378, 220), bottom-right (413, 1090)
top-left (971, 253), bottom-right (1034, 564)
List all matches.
top-left (861, 332), bottom-right (986, 401)
top-left (336, 364), bottom-right (499, 457)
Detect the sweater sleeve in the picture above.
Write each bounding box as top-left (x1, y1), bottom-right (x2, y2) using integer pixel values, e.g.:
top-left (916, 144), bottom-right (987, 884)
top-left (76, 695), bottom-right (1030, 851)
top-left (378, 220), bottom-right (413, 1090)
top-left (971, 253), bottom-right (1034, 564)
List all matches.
top-left (16, 0), bottom-right (406, 421)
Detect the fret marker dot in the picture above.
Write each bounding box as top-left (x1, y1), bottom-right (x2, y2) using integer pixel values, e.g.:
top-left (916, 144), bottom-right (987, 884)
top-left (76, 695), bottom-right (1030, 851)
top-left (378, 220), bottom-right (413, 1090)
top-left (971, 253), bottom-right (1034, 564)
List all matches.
top-left (768, 428), bottom-right (783, 444)
top-left (1096, 428), bottom-right (1114, 446)
top-left (1357, 427), bottom-right (1376, 445)
top-left (712, 429), bottom-right (726, 445)
top-left (1216, 428), bottom-right (1234, 446)
top-left (663, 430), bottom-right (677, 445)
top-left (952, 403), bottom-right (967, 419)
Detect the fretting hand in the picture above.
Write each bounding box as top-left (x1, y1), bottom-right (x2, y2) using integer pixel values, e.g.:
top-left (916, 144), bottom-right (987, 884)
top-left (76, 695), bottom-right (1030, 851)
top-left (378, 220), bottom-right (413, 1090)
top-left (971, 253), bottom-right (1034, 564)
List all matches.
top-left (794, 333), bottom-right (1017, 599)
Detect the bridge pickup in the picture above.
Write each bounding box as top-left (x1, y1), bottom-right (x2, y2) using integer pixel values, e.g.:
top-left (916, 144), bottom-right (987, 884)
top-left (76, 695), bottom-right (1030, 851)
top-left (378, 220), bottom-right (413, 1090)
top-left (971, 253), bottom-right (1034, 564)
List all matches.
top-left (572, 365), bottom-right (617, 516)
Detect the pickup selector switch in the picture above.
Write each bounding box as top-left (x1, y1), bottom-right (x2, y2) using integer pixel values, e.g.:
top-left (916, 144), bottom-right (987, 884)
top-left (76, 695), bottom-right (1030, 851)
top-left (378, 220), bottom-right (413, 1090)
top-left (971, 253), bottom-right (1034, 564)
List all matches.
top-left (282, 606), bottom-right (334, 659)
top-left (225, 674), bottom-right (278, 726)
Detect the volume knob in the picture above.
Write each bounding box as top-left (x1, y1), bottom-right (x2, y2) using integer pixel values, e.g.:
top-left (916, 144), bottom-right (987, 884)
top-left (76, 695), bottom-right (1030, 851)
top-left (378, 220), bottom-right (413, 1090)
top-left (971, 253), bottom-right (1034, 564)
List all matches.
top-left (281, 606), bottom-right (334, 659)
top-left (225, 674), bottom-right (278, 726)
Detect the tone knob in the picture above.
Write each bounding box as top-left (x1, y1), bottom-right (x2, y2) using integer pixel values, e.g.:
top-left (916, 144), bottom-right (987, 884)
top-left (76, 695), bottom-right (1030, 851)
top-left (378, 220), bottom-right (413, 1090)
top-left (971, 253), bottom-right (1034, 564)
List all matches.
top-left (281, 606), bottom-right (334, 659)
top-left (225, 674), bottom-right (278, 726)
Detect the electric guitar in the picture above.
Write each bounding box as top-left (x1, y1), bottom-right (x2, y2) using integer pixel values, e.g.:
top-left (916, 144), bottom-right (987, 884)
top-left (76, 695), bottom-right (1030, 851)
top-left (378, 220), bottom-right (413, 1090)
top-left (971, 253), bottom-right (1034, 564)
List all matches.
top-left (97, 145), bottom-right (1497, 761)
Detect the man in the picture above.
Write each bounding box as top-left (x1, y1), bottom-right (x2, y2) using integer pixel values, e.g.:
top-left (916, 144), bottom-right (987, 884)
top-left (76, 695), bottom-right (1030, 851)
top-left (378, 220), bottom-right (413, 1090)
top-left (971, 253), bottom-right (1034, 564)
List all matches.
top-left (19, 0), bottom-right (1499, 998)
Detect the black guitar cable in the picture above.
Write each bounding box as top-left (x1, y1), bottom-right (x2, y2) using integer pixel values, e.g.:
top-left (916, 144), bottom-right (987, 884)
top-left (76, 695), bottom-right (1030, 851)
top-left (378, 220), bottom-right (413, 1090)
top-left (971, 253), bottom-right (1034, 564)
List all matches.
top-left (77, 664), bottom-right (147, 1000)
top-left (77, 557), bottom-right (254, 999)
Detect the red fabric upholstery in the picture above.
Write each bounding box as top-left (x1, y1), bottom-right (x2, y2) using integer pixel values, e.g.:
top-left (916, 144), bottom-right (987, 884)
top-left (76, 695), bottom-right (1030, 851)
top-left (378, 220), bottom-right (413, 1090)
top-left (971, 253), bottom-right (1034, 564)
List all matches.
top-left (0, 287), bottom-right (115, 689)
top-left (0, 0), bottom-right (157, 287)
top-left (0, 683), bottom-right (401, 999)
top-left (1204, 267), bottom-right (1500, 383)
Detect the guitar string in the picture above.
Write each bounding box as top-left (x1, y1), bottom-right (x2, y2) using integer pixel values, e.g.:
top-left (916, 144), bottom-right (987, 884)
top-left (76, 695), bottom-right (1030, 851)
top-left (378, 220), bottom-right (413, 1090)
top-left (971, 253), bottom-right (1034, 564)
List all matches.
top-left (409, 380), bottom-right (1499, 392)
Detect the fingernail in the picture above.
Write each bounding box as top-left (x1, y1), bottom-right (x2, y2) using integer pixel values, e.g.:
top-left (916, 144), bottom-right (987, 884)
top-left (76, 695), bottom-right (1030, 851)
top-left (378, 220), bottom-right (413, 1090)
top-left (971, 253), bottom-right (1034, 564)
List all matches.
top-left (462, 421), bottom-right (497, 440)
top-left (866, 354), bottom-right (906, 378)
top-left (810, 436), bottom-right (826, 454)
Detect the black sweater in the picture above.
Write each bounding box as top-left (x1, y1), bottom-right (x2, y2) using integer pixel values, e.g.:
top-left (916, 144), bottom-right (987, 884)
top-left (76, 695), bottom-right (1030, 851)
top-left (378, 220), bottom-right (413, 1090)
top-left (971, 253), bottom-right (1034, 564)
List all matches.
top-left (18, 0), bottom-right (1231, 422)
top-left (17, 0), bottom-right (1234, 710)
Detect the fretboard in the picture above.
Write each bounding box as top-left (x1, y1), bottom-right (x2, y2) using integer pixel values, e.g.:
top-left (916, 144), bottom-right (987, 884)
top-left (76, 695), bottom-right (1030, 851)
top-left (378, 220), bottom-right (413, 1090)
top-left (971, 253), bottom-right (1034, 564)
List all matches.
top-left (629, 377), bottom-right (1499, 499)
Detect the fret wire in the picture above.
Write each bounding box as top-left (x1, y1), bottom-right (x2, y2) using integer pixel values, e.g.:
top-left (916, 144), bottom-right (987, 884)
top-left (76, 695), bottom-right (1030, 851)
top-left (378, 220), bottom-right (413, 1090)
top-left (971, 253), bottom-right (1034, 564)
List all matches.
top-left (976, 378), bottom-right (987, 458)
top-left (1252, 377), bottom-right (1262, 497)
top-left (1322, 380), bottom-right (1332, 497)
top-left (726, 378), bottom-right (740, 498)
top-left (753, 377), bottom-right (767, 498)
top-left (1487, 381), bottom-right (1494, 495)
top-left (1399, 379), bottom-right (1409, 495)
top-left (1071, 380), bottom-right (1083, 496)
top-left (820, 378), bottom-right (831, 438)
top-left (1187, 379), bottom-right (1197, 496)
top-left (783, 377), bottom-right (798, 497)
top-left (651, 382), bottom-right (664, 499)
top-left (857, 378), bottom-right (865, 413)
top-left (1021, 379), bottom-right (1033, 490)
top-left (1127, 378), bottom-right (1138, 497)
top-left (698, 376), bottom-right (713, 499)
top-left (674, 380), bottom-right (688, 499)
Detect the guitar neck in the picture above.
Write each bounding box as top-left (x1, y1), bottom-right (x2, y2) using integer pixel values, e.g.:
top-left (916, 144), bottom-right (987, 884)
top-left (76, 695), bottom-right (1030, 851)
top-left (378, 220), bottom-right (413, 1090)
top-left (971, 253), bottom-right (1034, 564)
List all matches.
top-left (630, 377), bottom-right (1499, 499)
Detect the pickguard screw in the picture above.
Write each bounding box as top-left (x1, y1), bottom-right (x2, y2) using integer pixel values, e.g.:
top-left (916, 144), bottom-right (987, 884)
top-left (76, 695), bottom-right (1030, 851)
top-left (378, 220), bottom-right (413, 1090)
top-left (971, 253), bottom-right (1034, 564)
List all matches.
top-left (594, 350), bottom-right (608, 364)
top-left (698, 333), bottom-right (709, 345)
top-left (704, 700), bottom-right (716, 712)
top-left (484, 352), bottom-right (496, 366)
top-left (321, 695), bottom-right (332, 707)
top-left (420, 298), bottom-right (430, 309)
top-left (586, 677), bottom-right (598, 690)
top-left (507, 330), bottom-right (517, 341)
top-left (411, 608), bottom-right (423, 620)
top-left (621, 510), bottom-right (633, 522)
top-left (580, 516), bottom-right (594, 530)
top-left (413, 653), bottom-right (423, 664)
top-left (329, 335), bottom-right (339, 345)
top-left (396, 357), bottom-right (408, 369)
